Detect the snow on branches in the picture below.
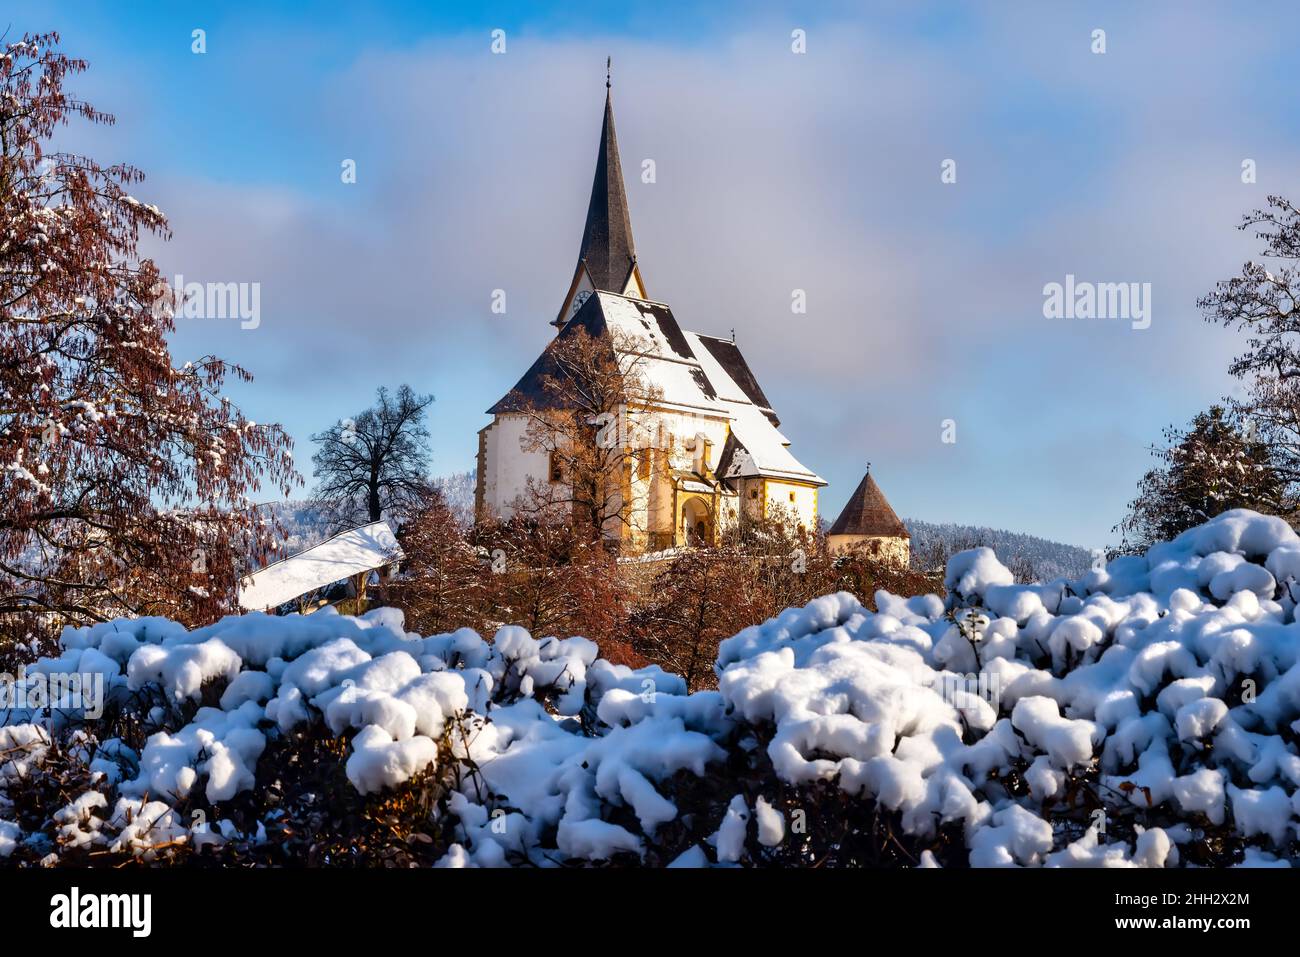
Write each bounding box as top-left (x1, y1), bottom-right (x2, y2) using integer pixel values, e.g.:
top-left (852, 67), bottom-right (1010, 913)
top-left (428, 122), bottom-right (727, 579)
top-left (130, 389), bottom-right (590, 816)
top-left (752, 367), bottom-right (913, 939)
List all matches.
top-left (0, 33), bottom-right (297, 628)
top-left (4, 510), bottom-right (1300, 867)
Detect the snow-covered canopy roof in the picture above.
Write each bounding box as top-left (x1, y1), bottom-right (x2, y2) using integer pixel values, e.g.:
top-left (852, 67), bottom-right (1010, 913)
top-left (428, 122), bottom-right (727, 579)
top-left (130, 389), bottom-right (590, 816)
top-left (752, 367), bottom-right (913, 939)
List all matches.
top-left (238, 520), bottom-right (404, 612)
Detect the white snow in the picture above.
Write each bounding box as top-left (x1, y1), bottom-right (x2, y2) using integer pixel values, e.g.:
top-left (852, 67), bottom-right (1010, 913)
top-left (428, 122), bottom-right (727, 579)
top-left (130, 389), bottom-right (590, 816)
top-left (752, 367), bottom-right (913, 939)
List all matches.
top-left (7, 508), bottom-right (1300, 866)
top-left (238, 520), bottom-right (403, 612)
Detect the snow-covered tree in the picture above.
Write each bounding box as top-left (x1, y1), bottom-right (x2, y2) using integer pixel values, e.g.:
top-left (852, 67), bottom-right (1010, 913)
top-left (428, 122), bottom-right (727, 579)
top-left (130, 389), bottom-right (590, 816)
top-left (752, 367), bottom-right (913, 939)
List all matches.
top-left (1116, 405), bottom-right (1289, 552)
top-left (1201, 195), bottom-right (1300, 489)
top-left (0, 34), bottom-right (296, 629)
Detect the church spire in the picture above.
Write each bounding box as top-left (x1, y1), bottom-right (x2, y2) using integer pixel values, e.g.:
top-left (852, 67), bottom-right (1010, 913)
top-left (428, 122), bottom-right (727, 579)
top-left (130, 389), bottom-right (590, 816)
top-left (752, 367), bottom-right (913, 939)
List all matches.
top-left (554, 64), bottom-right (645, 326)
top-left (577, 68), bottom-right (639, 291)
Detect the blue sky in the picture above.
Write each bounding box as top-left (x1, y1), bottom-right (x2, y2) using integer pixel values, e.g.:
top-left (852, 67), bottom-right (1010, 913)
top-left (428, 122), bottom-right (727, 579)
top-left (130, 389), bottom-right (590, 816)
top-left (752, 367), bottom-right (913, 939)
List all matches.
top-left (15, 1), bottom-right (1300, 549)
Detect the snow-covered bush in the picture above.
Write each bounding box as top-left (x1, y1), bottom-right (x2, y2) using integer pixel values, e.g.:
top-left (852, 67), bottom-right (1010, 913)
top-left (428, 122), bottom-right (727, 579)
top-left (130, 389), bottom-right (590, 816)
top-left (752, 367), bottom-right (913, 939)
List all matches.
top-left (4, 509), bottom-right (1300, 868)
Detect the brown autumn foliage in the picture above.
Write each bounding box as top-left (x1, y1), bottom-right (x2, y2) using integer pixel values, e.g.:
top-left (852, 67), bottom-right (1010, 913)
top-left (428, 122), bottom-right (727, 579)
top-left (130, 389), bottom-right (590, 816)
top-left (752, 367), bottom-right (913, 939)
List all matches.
top-left (392, 488), bottom-right (643, 666)
top-left (512, 326), bottom-right (671, 544)
top-left (0, 33), bottom-right (297, 637)
top-left (387, 493), bottom-right (936, 689)
top-left (628, 546), bottom-right (760, 691)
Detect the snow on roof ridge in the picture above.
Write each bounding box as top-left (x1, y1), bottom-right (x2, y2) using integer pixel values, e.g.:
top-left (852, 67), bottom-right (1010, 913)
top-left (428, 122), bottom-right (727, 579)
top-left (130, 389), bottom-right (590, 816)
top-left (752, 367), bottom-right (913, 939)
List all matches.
top-left (246, 519), bottom-right (396, 577)
top-left (593, 289), bottom-right (671, 308)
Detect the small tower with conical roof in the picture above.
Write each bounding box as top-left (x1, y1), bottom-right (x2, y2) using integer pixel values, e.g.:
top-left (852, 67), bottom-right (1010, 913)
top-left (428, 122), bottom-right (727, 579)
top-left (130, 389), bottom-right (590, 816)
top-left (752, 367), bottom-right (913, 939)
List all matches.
top-left (826, 466), bottom-right (910, 564)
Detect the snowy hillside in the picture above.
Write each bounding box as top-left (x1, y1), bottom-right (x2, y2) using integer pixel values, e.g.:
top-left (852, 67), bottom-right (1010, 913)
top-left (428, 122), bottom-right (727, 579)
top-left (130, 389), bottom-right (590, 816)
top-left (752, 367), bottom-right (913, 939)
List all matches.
top-left (906, 518), bottom-right (1094, 582)
top-left (4, 510), bottom-right (1300, 867)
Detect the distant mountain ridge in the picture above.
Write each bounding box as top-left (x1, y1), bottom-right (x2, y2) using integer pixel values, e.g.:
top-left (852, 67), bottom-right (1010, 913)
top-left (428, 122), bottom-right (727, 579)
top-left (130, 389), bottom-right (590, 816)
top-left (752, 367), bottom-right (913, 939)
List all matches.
top-left (903, 518), bottom-right (1093, 583)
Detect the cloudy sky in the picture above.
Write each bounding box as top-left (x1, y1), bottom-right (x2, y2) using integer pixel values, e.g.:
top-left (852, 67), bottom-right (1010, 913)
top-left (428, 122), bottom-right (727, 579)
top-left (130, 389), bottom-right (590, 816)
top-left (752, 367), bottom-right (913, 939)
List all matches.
top-left (18, 1), bottom-right (1300, 548)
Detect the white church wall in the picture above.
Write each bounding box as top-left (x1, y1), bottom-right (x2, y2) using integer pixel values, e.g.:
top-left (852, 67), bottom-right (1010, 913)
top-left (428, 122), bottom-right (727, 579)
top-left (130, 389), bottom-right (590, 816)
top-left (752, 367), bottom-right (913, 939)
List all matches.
top-left (645, 409), bottom-right (729, 474)
top-left (482, 414), bottom-right (551, 520)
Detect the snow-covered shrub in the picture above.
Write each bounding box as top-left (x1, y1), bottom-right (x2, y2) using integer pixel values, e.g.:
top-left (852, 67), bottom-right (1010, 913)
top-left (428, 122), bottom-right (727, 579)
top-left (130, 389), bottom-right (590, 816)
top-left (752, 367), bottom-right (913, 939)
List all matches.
top-left (5, 509), bottom-right (1300, 867)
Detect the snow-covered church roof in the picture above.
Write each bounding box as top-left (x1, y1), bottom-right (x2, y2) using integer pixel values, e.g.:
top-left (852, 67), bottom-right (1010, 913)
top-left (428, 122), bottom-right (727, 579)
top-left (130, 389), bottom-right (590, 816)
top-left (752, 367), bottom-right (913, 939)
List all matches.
top-left (238, 520), bottom-right (403, 612)
top-left (489, 291), bottom-right (824, 486)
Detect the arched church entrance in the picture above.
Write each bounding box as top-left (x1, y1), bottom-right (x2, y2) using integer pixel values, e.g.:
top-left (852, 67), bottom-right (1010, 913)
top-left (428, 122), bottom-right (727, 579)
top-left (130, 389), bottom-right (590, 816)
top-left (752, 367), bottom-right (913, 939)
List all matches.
top-left (681, 496), bottom-right (712, 547)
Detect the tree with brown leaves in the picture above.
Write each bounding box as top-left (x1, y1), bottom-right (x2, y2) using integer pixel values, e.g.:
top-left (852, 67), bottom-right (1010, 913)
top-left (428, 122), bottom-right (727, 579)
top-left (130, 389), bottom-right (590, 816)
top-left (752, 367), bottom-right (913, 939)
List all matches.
top-left (0, 34), bottom-right (297, 630)
top-left (513, 326), bottom-right (668, 546)
top-left (393, 485), bottom-right (489, 636)
top-left (630, 547), bottom-right (759, 692)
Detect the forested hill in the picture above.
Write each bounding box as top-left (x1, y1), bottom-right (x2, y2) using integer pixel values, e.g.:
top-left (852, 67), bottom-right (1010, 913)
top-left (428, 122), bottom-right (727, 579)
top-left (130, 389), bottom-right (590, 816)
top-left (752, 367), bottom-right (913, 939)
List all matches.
top-left (903, 518), bottom-right (1094, 582)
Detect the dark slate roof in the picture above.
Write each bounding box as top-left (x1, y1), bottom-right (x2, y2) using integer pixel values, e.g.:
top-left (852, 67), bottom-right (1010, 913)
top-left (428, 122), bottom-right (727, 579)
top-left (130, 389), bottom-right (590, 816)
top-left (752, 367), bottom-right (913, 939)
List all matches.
top-left (628, 298), bottom-right (694, 361)
top-left (694, 334), bottom-right (775, 413)
top-left (487, 295), bottom-right (615, 414)
top-left (827, 469), bottom-right (910, 538)
top-left (714, 431), bottom-right (743, 483)
top-left (576, 89), bottom-right (637, 294)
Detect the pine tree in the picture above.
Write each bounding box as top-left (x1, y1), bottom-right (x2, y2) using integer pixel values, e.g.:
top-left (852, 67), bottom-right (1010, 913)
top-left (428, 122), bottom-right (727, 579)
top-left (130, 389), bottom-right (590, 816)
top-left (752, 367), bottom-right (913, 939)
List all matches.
top-left (1116, 405), bottom-right (1289, 552)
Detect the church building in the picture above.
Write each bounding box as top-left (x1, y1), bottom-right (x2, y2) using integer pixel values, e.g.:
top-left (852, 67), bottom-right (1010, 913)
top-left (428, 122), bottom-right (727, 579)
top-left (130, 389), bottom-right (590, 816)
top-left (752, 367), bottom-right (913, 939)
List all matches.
top-left (474, 75), bottom-right (825, 551)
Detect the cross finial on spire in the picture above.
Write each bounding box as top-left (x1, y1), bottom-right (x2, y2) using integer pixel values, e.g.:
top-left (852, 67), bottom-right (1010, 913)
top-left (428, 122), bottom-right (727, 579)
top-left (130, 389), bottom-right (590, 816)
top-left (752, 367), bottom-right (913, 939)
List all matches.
top-left (606, 56), bottom-right (611, 89)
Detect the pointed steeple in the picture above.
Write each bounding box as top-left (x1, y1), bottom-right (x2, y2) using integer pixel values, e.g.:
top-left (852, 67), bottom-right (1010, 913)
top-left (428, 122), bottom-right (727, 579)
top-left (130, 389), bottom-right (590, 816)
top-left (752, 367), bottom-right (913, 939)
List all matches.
top-left (554, 64), bottom-right (645, 326)
top-left (578, 83), bottom-right (637, 292)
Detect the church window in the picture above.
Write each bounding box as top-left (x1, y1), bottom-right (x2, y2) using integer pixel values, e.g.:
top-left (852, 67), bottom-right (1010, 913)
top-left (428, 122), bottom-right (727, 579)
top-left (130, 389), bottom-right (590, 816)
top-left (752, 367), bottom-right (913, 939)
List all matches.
top-left (638, 450), bottom-right (651, 481)
top-left (788, 491), bottom-right (796, 503)
top-left (749, 489), bottom-right (759, 500)
top-left (549, 451), bottom-right (563, 483)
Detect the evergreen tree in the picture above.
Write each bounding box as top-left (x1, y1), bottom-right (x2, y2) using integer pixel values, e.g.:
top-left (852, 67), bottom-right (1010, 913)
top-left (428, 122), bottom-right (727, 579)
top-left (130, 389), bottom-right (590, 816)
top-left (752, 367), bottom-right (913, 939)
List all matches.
top-left (1116, 405), bottom-right (1289, 552)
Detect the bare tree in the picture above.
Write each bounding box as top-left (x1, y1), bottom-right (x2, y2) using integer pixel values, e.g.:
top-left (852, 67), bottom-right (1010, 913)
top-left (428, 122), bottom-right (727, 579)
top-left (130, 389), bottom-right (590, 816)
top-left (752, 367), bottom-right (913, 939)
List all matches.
top-left (512, 327), bottom-right (668, 545)
top-left (310, 384), bottom-right (433, 529)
